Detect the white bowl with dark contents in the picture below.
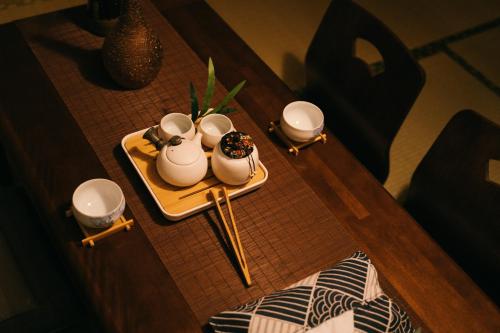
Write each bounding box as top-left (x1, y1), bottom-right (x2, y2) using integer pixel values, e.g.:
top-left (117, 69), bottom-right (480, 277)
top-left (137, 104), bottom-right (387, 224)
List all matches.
top-left (72, 178), bottom-right (125, 229)
top-left (280, 101), bottom-right (324, 142)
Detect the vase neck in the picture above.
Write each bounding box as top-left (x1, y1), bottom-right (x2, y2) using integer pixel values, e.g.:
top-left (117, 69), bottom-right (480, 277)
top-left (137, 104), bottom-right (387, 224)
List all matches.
top-left (120, 0), bottom-right (146, 26)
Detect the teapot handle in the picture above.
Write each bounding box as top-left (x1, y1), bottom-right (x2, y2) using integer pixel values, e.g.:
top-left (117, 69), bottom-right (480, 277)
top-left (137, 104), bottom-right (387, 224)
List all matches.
top-left (143, 127), bottom-right (165, 150)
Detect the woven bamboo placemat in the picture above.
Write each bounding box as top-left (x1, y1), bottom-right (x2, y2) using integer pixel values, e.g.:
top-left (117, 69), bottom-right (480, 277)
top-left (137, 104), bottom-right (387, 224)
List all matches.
top-left (19, 1), bottom-right (358, 323)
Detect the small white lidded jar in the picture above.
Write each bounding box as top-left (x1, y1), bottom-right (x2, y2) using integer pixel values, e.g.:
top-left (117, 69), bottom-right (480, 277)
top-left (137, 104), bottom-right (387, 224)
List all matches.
top-left (211, 131), bottom-right (259, 185)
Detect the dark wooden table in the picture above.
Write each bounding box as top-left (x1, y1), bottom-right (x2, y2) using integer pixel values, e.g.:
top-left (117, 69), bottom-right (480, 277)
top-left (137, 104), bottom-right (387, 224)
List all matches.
top-left (0, 1), bottom-right (499, 332)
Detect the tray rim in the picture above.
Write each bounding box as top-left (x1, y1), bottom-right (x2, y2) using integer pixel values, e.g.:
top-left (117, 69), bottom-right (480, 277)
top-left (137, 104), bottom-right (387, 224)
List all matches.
top-left (121, 128), bottom-right (269, 221)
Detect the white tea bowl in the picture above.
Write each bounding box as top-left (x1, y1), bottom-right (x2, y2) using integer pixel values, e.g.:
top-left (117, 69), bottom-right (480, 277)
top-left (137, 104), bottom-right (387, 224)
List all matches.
top-left (72, 178), bottom-right (125, 229)
top-left (198, 114), bottom-right (235, 148)
top-left (158, 113), bottom-right (195, 141)
top-left (280, 101), bottom-right (324, 142)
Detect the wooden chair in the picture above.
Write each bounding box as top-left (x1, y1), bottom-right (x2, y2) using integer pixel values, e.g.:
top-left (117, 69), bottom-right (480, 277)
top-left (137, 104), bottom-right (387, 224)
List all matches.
top-left (405, 110), bottom-right (500, 304)
top-left (304, 0), bottom-right (425, 183)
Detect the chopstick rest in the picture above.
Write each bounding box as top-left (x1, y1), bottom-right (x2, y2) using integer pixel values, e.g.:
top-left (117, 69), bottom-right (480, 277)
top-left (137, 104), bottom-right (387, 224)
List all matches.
top-left (210, 187), bottom-right (252, 286)
top-left (268, 120), bottom-right (327, 156)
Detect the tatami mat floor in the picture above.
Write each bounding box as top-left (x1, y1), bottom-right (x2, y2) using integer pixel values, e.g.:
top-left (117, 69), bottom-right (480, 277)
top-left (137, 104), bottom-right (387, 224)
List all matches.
top-left (0, 0), bottom-right (499, 321)
top-left (1, 0), bottom-right (498, 198)
top-left (386, 53), bottom-right (500, 198)
top-left (206, 0), bottom-right (500, 200)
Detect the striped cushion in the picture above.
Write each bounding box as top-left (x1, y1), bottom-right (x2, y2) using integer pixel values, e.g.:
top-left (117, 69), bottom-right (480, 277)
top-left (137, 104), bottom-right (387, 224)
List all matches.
top-left (209, 251), bottom-right (414, 333)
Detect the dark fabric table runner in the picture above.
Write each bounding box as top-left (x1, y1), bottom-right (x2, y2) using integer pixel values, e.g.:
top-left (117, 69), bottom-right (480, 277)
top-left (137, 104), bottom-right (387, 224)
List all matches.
top-left (19, 0), bottom-right (358, 323)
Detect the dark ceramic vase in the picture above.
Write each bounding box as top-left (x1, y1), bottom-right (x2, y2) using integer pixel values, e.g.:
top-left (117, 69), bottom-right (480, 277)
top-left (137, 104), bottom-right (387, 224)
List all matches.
top-left (102, 0), bottom-right (163, 89)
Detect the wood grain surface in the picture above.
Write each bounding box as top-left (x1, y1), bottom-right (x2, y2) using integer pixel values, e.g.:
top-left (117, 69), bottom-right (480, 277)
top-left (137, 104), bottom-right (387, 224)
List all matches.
top-left (0, 0), bottom-right (498, 332)
top-left (0, 22), bottom-right (200, 333)
top-left (161, 1), bottom-right (500, 332)
top-left (17, 2), bottom-right (360, 325)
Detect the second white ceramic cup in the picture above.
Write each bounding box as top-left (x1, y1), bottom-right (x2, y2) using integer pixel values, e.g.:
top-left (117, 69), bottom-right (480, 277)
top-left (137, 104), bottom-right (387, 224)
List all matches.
top-left (280, 101), bottom-right (324, 142)
top-left (198, 114), bottom-right (235, 148)
top-left (72, 178), bottom-right (125, 229)
top-left (158, 113), bottom-right (195, 141)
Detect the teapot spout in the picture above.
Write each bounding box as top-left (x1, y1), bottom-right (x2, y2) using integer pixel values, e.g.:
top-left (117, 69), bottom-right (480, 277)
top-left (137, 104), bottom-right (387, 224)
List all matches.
top-left (143, 127), bottom-right (165, 150)
top-left (192, 131), bottom-right (203, 147)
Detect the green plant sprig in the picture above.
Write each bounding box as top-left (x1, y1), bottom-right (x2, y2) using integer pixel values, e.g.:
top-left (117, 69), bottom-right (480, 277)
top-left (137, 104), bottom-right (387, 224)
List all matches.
top-left (201, 57), bottom-right (216, 116)
top-left (190, 57), bottom-right (246, 122)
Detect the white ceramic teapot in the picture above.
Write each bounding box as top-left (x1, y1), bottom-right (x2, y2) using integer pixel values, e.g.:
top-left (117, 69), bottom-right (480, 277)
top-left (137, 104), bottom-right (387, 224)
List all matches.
top-left (211, 131), bottom-right (259, 185)
top-left (143, 128), bottom-right (208, 187)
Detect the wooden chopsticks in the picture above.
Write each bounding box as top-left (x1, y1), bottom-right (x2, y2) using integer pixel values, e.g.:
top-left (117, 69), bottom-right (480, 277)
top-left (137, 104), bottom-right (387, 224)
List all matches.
top-left (210, 187), bottom-right (252, 286)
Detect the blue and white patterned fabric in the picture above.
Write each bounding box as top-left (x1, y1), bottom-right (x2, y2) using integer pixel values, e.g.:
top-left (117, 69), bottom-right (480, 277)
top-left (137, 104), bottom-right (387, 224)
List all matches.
top-left (209, 251), bottom-right (414, 333)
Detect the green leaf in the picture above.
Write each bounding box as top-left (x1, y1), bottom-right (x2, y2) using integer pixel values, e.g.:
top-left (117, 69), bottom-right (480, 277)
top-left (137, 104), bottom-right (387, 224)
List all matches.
top-left (212, 80), bottom-right (246, 115)
top-left (190, 82), bottom-right (199, 122)
top-left (201, 57), bottom-right (216, 115)
top-left (218, 107), bottom-right (237, 115)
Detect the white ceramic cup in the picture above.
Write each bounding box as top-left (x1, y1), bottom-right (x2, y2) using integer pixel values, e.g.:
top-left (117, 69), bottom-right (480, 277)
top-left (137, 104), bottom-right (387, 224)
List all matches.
top-left (72, 178), bottom-right (125, 229)
top-left (198, 114), bottom-right (235, 148)
top-left (280, 101), bottom-right (324, 142)
top-left (158, 113), bottom-right (195, 141)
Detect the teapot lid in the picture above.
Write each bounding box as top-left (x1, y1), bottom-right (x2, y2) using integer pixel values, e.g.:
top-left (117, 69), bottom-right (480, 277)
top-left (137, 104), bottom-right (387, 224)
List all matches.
top-left (165, 136), bottom-right (202, 165)
top-left (220, 131), bottom-right (254, 159)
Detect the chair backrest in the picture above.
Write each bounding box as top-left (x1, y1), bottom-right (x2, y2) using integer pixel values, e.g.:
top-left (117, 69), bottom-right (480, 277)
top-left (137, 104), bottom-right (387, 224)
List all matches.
top-left (406, 110), bottom-right (500, 303)
top-left (304, 0), bottom-right (425, 182)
